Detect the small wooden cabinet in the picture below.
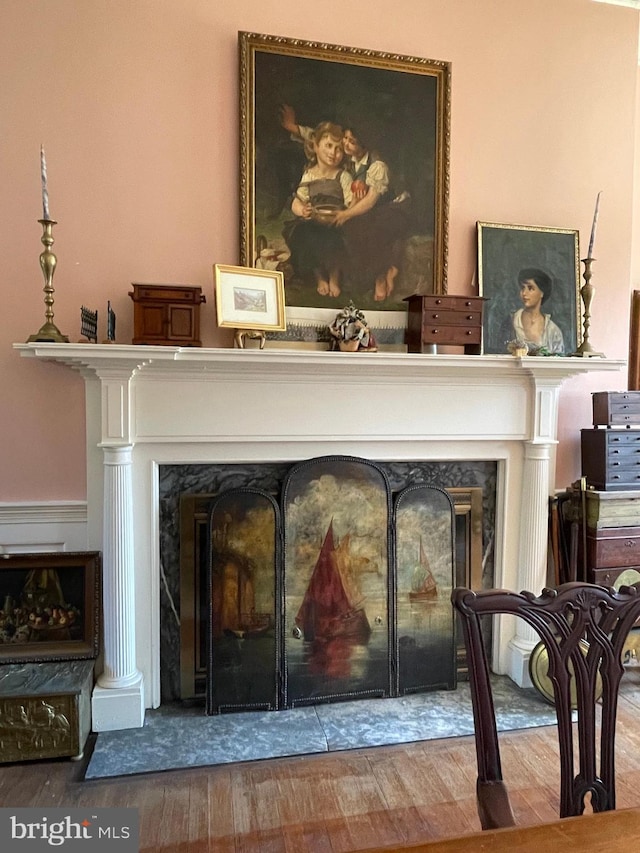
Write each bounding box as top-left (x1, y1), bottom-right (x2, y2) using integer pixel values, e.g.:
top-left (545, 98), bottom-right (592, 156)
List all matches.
top-left (405, 295), bottom-right (485, 354)
top-left (587, 527), bottom-right (640, 591)
top-left (587, 527), bottom-right (640, 572)
top-left (581, 428), bottom-right (640, 491)
top-left (592, 391), bottom-right (640, 427)
top-left (129, 283), bottom-right (206, 346)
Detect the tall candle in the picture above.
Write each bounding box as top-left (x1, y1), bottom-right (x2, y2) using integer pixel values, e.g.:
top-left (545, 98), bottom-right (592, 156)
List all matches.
top-left (40, 145), bottom-right (50, 220)
top-left (587, 191), bottom-right (601, 259)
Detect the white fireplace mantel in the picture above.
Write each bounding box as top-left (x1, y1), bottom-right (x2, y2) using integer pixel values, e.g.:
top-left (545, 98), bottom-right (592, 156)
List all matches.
top-left (16, 343), bottom-right (624, 731)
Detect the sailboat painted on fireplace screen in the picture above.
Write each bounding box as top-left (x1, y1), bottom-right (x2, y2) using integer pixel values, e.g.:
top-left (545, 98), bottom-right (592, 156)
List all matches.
top-left (409, 537), bottom-right (438, 601)
top-left (295, 520), bottom-right (372, 644)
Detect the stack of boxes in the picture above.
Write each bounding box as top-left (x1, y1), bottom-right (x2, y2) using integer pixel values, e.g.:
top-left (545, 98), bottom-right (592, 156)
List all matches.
top-left (580, 392), bottom-right (640, 588)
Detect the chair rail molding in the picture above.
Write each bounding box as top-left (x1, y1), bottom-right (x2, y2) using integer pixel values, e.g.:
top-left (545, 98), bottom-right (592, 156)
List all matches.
top-left (0, 501), bottom-right (88, 554)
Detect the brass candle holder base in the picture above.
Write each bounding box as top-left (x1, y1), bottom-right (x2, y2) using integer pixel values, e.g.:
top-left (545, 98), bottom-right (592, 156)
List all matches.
top-left (570, 257), bottom-right (604, 358)
top-left (27, 218), bottom-right (69, 343)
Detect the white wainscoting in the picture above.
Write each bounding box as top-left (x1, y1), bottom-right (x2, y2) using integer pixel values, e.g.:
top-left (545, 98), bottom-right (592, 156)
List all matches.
top-left (0, 502), bottom-right (88, 554)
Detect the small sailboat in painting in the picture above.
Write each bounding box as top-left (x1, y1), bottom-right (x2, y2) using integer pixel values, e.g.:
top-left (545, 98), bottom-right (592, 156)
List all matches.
top-left (409, 538), bottom-right (438, 601)
top-left (295, 520), bottom-right (371, 643)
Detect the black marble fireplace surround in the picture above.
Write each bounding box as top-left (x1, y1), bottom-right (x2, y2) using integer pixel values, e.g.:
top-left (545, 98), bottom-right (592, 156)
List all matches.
top-left (159, 460), bottom-right (497, 705)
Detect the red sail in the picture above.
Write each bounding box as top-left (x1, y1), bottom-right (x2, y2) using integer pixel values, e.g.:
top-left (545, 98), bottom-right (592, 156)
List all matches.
top-left (295, 521), bottom-right (371, 642)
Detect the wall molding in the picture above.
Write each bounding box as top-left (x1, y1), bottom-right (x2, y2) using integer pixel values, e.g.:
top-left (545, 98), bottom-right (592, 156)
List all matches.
top-left (0, 501), bottom-right (88, 553)
top-left (593, 0), bottom-right (640, 9)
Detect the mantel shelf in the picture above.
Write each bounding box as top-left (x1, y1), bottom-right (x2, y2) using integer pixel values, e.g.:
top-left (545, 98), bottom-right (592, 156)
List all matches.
top-left (14, 342), bottom-right (626, 384)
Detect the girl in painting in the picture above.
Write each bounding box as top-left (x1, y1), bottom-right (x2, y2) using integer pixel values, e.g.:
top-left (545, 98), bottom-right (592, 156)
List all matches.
top-left (283, 122), bottom-right (354, 298)
top-left (506, 268), bottom-right (565, 354)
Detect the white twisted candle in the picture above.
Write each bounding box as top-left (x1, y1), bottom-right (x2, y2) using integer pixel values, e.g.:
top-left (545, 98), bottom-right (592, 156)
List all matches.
top-left (40, 145), bottom-right (50, 220)
top-left (587, 191), bottom-right (601, 259)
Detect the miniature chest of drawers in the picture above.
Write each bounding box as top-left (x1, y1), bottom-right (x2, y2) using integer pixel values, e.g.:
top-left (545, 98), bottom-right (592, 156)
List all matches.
top-left (581, 428), bottom-right (640, 491)
top-left (592, 391), bottom-right (640, 427)
top-left (405, 295), bottom-right (485, 354)
top-left (129, 283), bottom-right (206, 346)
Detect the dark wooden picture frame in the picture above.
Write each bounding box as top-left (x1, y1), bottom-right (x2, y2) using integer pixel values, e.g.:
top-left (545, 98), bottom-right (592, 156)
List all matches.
top-left (478, 221), bottom-right (581, 355)
top-left (0, 551), bottom-right (100, 663)
top-left (239, 31), bottom-right (451, 342)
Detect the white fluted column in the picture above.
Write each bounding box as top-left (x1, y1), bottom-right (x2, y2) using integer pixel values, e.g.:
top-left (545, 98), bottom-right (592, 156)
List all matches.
top-left (91, 444), bottom-right (144, 730)
top-left (508, 440), bottom-right (552, 685)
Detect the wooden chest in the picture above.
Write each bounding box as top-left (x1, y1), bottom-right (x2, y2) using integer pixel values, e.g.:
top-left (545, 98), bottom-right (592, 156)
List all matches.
top-left (590, 565), bottom-right (640, 589)
top-left (584, 488), bottom-right (640, 529)
top-left (405, 295), bottom-right (484, 354)
top-left (0, 659), bottom-right (94, 762)
top-left (587, 526), bottom-right (640, 570)
top-left (592, 391), bottom-right (640, 427)
top-left (129, 283), bottom-right (206, 346)
top-left (581, 428), bottom-right (640, 491)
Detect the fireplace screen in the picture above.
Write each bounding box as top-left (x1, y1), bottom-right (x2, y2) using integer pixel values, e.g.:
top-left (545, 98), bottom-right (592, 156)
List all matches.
top-left (206, 490), bottom-right (280, 712)
top-left (283, 457), bottom-right (392, 707)
top-left (205, 456), bottom-right (456, 714)
top-left (174, 460), bottom-right (492, 706)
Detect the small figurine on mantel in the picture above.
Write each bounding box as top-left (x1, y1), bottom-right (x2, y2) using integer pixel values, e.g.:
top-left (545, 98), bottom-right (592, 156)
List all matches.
top-left (328, 301), bottom-right (377, 352)
top-left (79, 305), bottom-right (98, 343)
top-left (103, 300), bottom-right (116, 344)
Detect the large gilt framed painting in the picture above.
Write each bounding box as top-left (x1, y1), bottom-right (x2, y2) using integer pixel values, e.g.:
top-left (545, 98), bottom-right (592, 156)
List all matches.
top-left (239, 32), bottom-right (451, 344)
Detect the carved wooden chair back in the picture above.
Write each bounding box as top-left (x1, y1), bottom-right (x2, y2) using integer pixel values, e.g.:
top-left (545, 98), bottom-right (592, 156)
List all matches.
top-left (452, 582), bottom-right (640, 830)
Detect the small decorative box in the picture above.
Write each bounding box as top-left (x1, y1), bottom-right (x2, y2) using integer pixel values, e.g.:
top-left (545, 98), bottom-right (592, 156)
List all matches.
top-left (405, 295), bottom-right (485, 355)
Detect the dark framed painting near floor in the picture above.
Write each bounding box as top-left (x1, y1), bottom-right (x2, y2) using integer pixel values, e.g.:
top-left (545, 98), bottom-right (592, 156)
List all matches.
top-left (0, 551), bottom-right (101, 663)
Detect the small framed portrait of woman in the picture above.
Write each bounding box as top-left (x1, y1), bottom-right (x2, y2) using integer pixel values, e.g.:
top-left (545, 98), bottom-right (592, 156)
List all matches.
top-left (477, 222), bottom-right (581, 356)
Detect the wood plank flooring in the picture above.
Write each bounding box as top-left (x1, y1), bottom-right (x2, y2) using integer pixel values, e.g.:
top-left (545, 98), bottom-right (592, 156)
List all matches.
top-left (2, 679), bottom-right (640, 852)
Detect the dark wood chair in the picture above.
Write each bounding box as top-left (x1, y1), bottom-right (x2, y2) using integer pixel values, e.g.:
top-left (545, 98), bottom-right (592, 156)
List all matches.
top-left (452, 582), bottom-right (640, 830)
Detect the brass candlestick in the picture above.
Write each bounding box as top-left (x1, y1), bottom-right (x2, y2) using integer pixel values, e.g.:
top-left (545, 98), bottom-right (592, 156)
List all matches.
top-left (570, 257), bottom-right (604, 358)
top-left (27, 218), bottom-right (69, 343)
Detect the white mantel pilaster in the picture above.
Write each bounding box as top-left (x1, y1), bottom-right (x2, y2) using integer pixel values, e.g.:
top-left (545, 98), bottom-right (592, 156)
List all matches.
top-left (15, 343), bottom-right (625, 730)
top-left (91, 444), bottom-right (144, 730)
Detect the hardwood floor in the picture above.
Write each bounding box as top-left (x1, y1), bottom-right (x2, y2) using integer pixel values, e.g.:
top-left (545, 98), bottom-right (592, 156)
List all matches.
top-left (2, 681), bottom-right (640, 852)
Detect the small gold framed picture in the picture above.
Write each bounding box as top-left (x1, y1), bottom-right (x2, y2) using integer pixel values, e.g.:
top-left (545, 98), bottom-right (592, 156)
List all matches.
top-left (213, 264), bottom-right (286, 333)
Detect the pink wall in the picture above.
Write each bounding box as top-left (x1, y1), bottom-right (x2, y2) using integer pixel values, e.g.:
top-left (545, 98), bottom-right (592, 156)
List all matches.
top-left (2, 0), bottom-right (638, 500)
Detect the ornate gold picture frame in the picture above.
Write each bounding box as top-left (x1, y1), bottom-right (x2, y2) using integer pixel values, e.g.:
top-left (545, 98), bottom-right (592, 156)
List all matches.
top-left (214, 263), bottom-right (286, 334)
top-left (239, 32), bottom-right (451, 344)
